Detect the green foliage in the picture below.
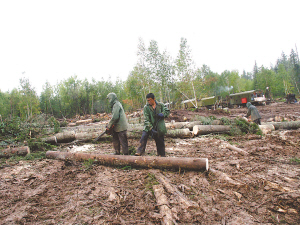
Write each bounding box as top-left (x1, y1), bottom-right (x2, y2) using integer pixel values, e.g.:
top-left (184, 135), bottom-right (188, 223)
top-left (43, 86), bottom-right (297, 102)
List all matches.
top-left (27, 138), bottom-right (53, 151)
top-left (145, 173), bottom-right (159, 193)
top-left (220, 117), bottom-right (231, 125)
top-left (0, 117), bottom-right (21, 137)
top-left (230, 118), bottom-right (262, 135)
top-left (0, 39), bottom-right (299, 119)
top-left (120, 165), bottom-right (132, 170)
top-left (191, 115), bottom-right (213, 125)
top-left (48, 116), bottom-right (60, 133)
top-left (83, 158), bottom-right (95, 170)
top-left (0, 151), bottom-right (47, 167)
top-left (128, 146), bottom-right (136, 155)
top-left (290, 158), bottom-right (300, 164)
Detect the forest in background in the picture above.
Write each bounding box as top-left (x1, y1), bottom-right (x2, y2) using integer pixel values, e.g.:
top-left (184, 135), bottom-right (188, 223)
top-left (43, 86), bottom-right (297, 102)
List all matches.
top-left (0, 38), bottom-right (299, 120)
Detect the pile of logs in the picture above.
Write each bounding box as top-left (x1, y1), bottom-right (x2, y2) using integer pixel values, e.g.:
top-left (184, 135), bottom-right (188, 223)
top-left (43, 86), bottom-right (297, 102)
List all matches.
top-left (42, 118), bottom-right (300, 144)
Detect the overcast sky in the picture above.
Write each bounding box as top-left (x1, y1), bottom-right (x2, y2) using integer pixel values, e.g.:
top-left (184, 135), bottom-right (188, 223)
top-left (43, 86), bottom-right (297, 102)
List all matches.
top-left (0, 0), bottom-right (299, 95)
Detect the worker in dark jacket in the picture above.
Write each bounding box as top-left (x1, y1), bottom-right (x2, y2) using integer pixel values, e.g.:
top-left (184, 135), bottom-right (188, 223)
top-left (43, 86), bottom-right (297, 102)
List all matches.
top-left (107, 93), bottom-right (129, 155)
top-left (246, 102), bottom-right (261, 125)
top-left (135, 93), bottom-right (170, 157)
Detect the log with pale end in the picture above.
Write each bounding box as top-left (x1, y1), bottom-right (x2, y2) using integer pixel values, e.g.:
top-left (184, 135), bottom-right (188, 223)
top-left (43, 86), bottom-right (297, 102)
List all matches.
top-left (193, 125), bottom-right (231, 136)
top-left (46, 151), bottom-right (209, 171)
top-left (259, 124), bottom-right (275, 135)
top-left (0, 146), bottom-right (30, 158)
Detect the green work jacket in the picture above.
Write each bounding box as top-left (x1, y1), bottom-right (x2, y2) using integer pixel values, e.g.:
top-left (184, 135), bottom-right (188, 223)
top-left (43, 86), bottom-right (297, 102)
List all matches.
top-left (143, 101), bottom-right (170, 136)
top-left (246, 104), bottom-right (261, 121)
top-left (107, 93), bottom-right (128, 132)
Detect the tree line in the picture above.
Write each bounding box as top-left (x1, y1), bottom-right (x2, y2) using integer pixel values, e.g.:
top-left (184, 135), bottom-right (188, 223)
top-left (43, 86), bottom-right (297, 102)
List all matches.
top-left (0, 38), bottom-right (299, 120)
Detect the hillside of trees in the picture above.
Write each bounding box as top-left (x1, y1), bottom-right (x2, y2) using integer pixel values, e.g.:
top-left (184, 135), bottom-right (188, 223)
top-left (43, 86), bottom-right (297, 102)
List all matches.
top-left (0, 38), bottom-right (299, 120)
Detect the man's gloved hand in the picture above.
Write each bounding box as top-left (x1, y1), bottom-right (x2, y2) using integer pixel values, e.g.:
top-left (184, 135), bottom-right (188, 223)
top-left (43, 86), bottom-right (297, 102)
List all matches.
top-left (151, 129), bottom-right (158, 137)
top-left (157, 113), bottom-right (164, 118)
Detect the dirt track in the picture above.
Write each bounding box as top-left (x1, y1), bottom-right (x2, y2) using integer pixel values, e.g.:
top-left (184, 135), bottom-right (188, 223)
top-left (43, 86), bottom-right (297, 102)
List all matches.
top-left (1, 102), bottom-right (300, 224)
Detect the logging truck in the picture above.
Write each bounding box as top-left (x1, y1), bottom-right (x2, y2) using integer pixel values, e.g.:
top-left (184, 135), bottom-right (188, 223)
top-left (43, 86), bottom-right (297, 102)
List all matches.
top-left (182, 90), bottom-right (267, 109)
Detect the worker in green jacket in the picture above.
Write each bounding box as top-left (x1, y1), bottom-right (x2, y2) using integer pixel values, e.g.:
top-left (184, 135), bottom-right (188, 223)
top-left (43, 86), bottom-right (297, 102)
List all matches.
top-left (135, 93), bottom-right (170, 157)
top-left (246, 102), bottom-right (261, 125)
top-left (107, 93), bottom-right (129, 155)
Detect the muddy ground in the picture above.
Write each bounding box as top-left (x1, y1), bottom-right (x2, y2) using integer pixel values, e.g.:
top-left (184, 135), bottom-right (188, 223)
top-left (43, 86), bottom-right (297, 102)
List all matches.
top-left (1, 102), bottom-right (300, 224)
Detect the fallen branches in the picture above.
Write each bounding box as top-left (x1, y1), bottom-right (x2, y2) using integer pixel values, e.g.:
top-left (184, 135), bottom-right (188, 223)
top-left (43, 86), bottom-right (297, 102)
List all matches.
top-left (46, 151), bottom-right (209, 171)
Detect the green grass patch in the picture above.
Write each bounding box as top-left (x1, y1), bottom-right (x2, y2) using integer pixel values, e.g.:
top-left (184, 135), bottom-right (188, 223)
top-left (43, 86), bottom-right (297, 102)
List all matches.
top-left (290, 158), bottom-right (300, 164)
top-left (145, 173), bottom-right (159, 194)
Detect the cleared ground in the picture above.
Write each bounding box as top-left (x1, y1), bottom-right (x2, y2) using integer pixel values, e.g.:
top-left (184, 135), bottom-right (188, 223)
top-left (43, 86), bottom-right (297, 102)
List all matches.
top-left (0, 102), bottom-right (299, 224)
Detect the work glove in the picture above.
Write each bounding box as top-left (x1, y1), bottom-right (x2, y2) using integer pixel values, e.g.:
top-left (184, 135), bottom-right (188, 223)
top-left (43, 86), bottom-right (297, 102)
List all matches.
top-left (151, 129), bottom-right (158, 138)
top-left (157, 113), bottom-right (164, 118)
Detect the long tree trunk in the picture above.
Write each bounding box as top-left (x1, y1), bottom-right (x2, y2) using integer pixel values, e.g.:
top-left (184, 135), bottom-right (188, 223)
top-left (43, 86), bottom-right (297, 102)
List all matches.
top-left (43, 128), bottom-right (193, 144)
top-left (46, 151), bottom-right (209, 171)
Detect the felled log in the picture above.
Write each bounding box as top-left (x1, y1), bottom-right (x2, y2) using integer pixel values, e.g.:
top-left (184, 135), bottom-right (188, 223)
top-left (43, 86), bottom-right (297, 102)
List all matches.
top-left (166, 128), bottom-right (192, 138)
top-left (259, 124), bottom-right (275, 135)
top-left (46, 151), bottom-right (209, 171)
top-left (269, 121), bottom-right (300, 130)
top-left (75, 119), bottom-right (93, 125)
top-left (154, 172), bottom-right (199, 209)
top-left (0, 146), bottom-right (30, 158)
top-left (43, 131), bottom-right (76, 144)
top-left (193, 125), bottom-right (231, 136)
top-left (184, 121), bottom-right (203, 131)
top-left (153, 185), bottom-right (173, 225)
top-left (166, 121), bottom-right (189, 130)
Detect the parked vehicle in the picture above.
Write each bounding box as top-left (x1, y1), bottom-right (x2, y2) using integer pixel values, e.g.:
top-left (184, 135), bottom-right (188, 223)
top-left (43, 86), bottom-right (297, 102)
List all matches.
top-left (182, 90), bottom-right (267, 109)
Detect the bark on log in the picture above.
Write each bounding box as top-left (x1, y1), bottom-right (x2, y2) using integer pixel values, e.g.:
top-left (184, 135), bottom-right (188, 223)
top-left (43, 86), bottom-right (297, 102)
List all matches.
top-left (193, 125), bottom-right (231, 136)
top-left (46, 151), bottom-right (209, 171)
top-left (184, 121), bottom-right (203, 131)
top-left (0, 146), bottom-right (30, 158)
top-left (268, 121), bottom-right (300, 130)
top-left (166, 122), bottom-right (189, 130)
top-left (166, 128), bottom-right (192, 138)
top-left (153, 185), bottom-right (174, 225)
top-left (43, 131), bottom-right (76, 144)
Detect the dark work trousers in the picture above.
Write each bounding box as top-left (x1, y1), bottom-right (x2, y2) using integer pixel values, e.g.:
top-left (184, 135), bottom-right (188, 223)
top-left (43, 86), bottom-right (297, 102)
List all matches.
top-left (112, 130), bottom-right (128, 155)
top-left (137, 131), bottom-right (165, 156)
top-left (253, 119), bottom-right (261, 125)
